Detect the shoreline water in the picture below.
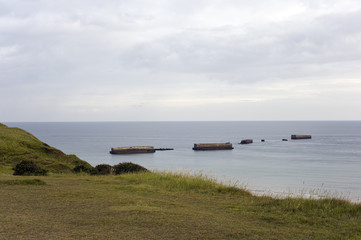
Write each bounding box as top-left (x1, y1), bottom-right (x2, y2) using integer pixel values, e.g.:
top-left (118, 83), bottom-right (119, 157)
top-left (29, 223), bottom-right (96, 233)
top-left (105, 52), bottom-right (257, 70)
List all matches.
top-left (4, 121), bottom-right (361, 202)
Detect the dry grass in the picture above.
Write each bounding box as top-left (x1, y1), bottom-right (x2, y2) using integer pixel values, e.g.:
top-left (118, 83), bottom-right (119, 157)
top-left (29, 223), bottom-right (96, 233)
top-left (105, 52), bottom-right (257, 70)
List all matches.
top-left (1, 171), bottom-right (360, 240)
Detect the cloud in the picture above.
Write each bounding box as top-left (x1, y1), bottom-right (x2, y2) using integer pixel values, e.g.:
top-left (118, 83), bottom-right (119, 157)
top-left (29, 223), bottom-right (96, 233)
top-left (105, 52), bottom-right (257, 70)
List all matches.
top-left (1, 0), bottom-right (361, 121)
top-left (120, 8), bottom-right (361, 83)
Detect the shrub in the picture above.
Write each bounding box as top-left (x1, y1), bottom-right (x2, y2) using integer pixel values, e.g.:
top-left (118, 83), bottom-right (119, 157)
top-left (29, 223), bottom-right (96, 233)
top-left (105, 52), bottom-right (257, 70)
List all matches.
top-left (73, 165), bottom-right (96, 174)
top-left (113, 162), bottom-right (148, 175)
top-left (94, 164), bottom-right (112, 175)
top-left (13, 160), bottom-right (48, 176)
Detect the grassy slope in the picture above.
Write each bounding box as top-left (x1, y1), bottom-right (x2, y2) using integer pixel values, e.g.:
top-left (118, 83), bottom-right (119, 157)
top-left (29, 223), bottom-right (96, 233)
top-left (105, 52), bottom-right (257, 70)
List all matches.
top-left (0, 123), bottom-right (91, 173)
top-left (0, 172), bottom-right (360, 240)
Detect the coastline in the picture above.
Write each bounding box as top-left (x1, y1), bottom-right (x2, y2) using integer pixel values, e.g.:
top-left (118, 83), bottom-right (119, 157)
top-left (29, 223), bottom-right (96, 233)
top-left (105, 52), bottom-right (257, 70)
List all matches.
top-left (4, 121), bottom-right (361, 202)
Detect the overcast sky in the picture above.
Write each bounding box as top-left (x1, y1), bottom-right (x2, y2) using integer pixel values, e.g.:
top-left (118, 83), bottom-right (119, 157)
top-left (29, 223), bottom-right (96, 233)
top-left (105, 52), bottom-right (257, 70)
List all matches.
top-left (1, 0), bottom-right (361, 121)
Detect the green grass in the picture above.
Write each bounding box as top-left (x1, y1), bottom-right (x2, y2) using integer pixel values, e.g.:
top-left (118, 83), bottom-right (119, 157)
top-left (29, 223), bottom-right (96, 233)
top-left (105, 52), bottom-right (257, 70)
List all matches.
top-left (0, 172), bottom-right (360, 240)
top-left (0, 166), bottom-right (13, 174)
top-left (0, 178), bottom-right (46, 185)
top-left (0, 123), bottom-right (91, 173)
top-left (1, 122), bottom-right (361, 239)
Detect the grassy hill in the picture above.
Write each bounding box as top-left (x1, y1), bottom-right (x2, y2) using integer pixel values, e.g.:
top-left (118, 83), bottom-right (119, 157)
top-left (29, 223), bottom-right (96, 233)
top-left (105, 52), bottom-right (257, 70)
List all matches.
top-left (0, 123), bottom-right (91, 173)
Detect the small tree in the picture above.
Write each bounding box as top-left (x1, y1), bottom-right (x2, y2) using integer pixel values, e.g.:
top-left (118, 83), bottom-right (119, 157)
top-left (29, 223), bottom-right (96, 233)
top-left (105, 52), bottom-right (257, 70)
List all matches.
top-left (13, 160), bottom-right (48, 176)
top-left (113, 162), bottom-right (148, 175)
top-left (94, 164), bottom-right (112, 175)
top-left (73, 165), bottom-right (96, 174)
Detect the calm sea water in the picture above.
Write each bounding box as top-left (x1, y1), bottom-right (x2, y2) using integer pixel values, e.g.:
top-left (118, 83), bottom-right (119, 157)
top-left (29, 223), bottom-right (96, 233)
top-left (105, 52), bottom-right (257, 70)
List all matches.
top-left (6, 121), bottom-right (361, 201)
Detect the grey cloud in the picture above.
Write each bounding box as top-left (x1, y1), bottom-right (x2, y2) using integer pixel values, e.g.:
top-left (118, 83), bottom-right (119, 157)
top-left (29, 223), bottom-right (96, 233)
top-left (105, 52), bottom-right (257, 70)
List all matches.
top-left (119, 9), bottom-right (361, 83)
top-left (1, 0), bottom-right (361, 121)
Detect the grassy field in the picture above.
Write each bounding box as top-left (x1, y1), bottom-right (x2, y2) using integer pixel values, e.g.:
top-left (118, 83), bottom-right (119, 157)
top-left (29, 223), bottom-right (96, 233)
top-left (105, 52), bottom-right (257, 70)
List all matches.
top-left (1, 170), bottom-right (360, 240)
top-left (1, 123), bottom-right (361, 239)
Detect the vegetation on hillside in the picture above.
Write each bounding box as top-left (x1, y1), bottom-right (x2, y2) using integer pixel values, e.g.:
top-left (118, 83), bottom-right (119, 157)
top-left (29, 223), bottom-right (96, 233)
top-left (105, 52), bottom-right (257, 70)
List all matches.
top-left (12, 160), bottom-right (48, 176)
top-left (0, 123), bottom-right (91, 173)
top-left (1, 122), bottom-right (361, 239)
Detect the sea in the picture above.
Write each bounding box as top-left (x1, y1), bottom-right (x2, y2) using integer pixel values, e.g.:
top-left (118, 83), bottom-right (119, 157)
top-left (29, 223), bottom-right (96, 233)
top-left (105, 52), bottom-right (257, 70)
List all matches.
top-left (5, 121), bottom-right (361, 202)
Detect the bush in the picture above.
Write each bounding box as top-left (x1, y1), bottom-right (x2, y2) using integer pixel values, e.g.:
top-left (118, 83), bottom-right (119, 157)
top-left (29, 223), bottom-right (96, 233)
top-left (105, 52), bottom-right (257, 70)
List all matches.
top-left (13, 160), bottom-right (48, 176)
top-left (94, 164), bottom-right (112, 175)
top-left (73, 165), bottom-right (96, 174)
top-left (113, 162), bottom-right (148, 175)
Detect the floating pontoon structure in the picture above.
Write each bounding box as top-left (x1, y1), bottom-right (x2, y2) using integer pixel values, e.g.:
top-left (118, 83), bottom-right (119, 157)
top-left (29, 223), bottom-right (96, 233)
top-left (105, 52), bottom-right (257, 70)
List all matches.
top-left (291, 135), bottom-right (312, 140)
top-left (154, 148), bottom-right (174, 151)
top-left (110, 146), bottom-right (155, 154)
top-left (239, 139), bottom-right (253, 144)
top-left (192, 143), bottom-right (233, 151)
